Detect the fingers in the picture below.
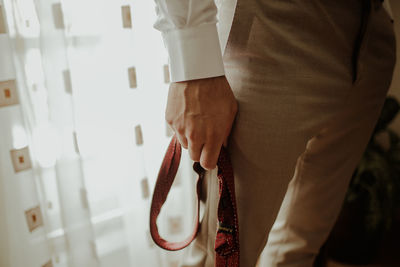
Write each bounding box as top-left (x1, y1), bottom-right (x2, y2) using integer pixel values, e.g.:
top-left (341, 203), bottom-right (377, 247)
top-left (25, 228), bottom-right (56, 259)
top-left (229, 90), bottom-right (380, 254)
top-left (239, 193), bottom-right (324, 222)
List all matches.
top-left (176, 133), bottom-right (188, 149)
top-left (176, 129), bottom-right (221, 170)
top-left (200, 139), bottom-right (223, 170)
top-left (170, 122), bottom-right (225, 170)
top-left (188, 140), bottom-right (203, 162)
top-left (187, 129), bottom-right (204, 162)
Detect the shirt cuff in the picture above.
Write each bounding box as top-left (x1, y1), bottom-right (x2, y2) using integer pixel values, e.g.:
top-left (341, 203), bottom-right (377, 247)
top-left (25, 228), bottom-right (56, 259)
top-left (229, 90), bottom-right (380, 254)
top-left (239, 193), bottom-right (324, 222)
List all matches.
top-left (162, 23), bottom-right (225, 83)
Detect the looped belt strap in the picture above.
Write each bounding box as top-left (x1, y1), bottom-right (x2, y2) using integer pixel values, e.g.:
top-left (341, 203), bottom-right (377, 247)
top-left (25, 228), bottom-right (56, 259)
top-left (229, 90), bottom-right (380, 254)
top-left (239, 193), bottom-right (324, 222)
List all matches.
top-left (149, 135), bottom-right (240, 267)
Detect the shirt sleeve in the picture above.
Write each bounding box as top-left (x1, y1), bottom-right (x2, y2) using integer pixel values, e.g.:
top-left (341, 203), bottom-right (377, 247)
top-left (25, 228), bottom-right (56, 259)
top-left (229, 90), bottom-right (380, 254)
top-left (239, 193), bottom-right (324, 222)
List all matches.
top-left (153, 0), bottom-right (225, 82)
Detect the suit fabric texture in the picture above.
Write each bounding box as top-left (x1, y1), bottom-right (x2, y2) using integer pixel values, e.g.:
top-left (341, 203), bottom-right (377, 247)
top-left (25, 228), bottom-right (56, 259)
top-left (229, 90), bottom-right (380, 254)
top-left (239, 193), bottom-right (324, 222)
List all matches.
top-left (180, 0), bottom-right (397, 266)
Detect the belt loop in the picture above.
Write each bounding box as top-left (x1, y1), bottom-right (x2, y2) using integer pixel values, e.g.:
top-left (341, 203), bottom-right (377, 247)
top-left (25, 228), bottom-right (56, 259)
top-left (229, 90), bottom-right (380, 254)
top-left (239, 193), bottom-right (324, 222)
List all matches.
top-left (352, 0), bottom-right (372, 84)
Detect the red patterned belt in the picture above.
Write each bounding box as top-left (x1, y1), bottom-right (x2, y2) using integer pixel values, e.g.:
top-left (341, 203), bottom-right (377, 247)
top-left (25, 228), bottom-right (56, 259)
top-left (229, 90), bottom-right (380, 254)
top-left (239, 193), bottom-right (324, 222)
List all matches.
top-left (150, 134), bottom-right (240, 267)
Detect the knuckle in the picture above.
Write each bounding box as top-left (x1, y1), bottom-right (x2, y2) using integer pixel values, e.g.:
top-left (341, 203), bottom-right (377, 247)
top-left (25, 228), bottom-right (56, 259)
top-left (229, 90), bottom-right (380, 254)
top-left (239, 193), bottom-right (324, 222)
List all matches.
top-left (204, 129), bottom-right (215, 139)
top-left (187, 129), bottom-right (198, 142)
top-left (175, 124), bottom-right (185, 135)
top-left (206, 131), bottom-right (221, 145)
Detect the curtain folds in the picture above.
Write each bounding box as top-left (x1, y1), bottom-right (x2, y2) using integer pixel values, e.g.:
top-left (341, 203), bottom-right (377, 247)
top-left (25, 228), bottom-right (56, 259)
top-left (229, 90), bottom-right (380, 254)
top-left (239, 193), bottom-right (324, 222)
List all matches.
top-left (0, 1), bottom-right (196, 266)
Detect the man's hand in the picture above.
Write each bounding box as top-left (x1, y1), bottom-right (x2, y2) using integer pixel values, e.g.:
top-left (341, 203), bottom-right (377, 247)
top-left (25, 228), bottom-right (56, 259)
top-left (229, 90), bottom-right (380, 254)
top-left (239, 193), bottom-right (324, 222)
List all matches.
top-left (166, 76), bottom-right (238, 170)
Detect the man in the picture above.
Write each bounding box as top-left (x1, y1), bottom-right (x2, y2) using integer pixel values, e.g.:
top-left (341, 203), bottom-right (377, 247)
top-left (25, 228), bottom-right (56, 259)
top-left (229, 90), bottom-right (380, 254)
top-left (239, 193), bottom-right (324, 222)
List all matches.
top-left (153, 0), bottom-right (396, 266)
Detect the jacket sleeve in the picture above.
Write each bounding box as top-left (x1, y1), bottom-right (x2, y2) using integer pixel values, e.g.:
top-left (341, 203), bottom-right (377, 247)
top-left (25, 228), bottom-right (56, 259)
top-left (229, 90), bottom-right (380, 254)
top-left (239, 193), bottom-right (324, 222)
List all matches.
top-left (153, 0), bottom-right (225, 82)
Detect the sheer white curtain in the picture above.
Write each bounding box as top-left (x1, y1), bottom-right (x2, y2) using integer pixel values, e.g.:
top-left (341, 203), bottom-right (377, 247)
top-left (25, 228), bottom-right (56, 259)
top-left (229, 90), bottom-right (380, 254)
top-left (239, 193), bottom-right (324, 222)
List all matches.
top-left (0, 0), bottom-right (197, 266)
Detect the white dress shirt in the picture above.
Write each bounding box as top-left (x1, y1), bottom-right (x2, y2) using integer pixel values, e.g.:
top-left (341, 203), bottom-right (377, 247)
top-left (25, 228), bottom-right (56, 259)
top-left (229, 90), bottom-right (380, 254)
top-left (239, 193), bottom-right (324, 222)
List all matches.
top-left (153, 0), bottom-right (393, 83)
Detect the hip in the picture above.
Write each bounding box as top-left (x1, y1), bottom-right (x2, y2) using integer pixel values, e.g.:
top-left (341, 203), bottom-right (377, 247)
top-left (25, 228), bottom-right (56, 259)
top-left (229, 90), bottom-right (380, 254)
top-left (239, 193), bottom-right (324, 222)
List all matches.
top-left (220, 0), bottom-right (396, 87)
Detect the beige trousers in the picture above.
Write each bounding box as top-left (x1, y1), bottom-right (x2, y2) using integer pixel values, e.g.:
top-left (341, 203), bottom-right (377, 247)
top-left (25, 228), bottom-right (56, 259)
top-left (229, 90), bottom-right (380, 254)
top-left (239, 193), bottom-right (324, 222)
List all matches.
top-left (180, 0), bottom-right (397, 266)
